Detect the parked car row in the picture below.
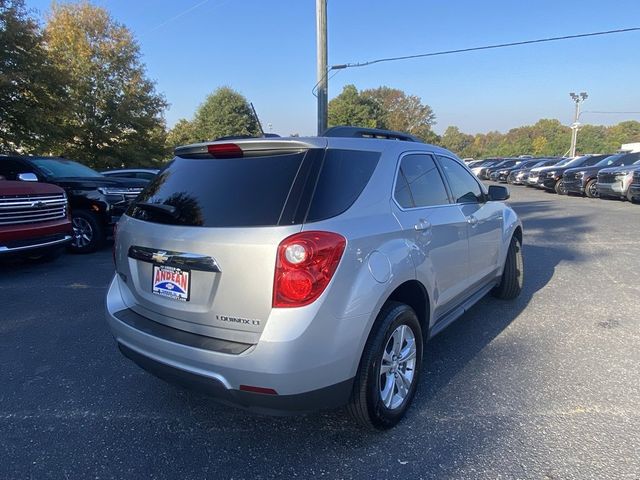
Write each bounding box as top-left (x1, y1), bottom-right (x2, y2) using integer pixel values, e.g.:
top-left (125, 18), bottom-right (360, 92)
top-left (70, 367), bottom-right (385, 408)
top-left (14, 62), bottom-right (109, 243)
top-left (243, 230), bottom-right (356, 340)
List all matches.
top-left (0, 157), bottom-right (158, 261)
top-left (471, 152), bottom-right (640, 203)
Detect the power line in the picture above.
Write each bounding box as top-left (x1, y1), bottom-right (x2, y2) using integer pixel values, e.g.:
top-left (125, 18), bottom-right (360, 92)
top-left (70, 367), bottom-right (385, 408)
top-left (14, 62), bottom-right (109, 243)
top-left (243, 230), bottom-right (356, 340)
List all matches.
top-left (582, 111), bottom-right (640, 115)
top-left (330, 27), bottom-right (640, 70)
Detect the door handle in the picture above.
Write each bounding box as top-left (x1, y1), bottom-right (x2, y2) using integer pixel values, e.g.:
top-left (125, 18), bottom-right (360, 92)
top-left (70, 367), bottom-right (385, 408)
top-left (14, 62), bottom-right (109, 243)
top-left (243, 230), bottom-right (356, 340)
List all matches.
top-left (466, 215), bottom-right (479, 227)
top-left (414, 219), bottom-right (431, 231)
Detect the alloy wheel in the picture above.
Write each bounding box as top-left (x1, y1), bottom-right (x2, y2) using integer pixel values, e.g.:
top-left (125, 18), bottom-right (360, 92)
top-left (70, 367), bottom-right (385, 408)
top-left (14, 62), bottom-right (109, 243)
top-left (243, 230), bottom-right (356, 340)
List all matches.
top-left (379, 324), bottom-right (417, 410)
top-left (72, 217), bottom-right (94, 249)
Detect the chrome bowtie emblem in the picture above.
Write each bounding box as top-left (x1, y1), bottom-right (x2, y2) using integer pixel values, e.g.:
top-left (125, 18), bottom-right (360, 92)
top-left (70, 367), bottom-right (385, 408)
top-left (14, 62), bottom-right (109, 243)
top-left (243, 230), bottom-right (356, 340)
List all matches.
top-left (151, 251), bottom-right (170, 263)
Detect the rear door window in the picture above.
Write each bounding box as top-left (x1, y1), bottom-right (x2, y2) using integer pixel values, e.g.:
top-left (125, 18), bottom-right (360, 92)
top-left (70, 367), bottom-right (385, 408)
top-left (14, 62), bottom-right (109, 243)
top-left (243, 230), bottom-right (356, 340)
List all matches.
top-left (394, 154), bottom-right (450, 208)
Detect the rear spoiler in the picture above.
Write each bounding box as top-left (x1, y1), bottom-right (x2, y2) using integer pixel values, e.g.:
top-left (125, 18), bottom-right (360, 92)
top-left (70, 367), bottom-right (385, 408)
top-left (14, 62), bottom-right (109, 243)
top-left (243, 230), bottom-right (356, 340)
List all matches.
top-left (174, 139), bottom-right (325, 158)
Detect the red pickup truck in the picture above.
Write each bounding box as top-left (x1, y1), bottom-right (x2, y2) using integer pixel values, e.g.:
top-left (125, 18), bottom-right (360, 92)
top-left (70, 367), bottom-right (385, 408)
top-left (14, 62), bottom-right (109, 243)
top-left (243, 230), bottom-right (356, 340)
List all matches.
top-left (0, 179), bottom-right (73, 260)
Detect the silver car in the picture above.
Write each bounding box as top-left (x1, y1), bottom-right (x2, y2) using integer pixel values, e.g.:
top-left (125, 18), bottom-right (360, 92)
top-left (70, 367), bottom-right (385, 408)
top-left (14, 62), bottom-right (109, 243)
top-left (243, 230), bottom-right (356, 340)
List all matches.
top-left (105, 127), bottom-right (523, 429)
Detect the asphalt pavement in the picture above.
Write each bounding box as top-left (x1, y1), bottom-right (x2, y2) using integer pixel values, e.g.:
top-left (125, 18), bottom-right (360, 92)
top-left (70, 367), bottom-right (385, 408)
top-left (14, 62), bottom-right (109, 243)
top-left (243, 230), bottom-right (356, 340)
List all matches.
top-left (1, 185), bottom-right (639, 479)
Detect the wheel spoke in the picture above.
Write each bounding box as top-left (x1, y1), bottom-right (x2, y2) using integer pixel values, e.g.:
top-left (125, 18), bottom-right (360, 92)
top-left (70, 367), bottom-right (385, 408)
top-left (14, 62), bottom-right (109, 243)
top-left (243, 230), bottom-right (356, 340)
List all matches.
top-left (380, 362), bottom-right (392, 375)
top-left (399, 370), bottom-right (413, 391)
top-left (395, 374), bottom-right (408, 399)
top-left (399, 340), bottom-right (416, 363)
top-left (381, 375), bottom-right (394, 407)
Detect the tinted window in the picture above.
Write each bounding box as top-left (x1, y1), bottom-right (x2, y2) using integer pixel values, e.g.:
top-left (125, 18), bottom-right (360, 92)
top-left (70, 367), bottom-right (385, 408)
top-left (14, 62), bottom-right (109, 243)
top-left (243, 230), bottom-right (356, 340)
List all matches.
top-left (129, 152), bottom-right (306, 227)
top-left (0, 159), bottom-right (27, 180)
top-left (437, 156), bottom-right (484, 204)
top-left (30, 158), bottom-right (102, 178)
top-left (394, 154), bottom-right (449, 208)
top-left (595, 154), bottom-right (639, 167)
top-left (583, 155), bottom-right (608, 167)
top-left (306, 149), bottom-right (379, 222)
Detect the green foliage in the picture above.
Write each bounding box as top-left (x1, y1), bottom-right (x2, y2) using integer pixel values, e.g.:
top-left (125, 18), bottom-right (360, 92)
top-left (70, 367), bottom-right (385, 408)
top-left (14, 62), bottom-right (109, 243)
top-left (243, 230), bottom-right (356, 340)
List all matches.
top-left (362, 86), bottom-right (436, 134)
top-left (166, 118), bottom-right (197, 149)
top-left (0, 0), bottom-right (64, 152)
top-left (328, 85), bottom-right (383, 129)
top-left (328, 84), bottom-right (437, 142)
top-left (191, 87), bottom-right (260, 141)
top-left (440, 127), bottom-right (474, 156)
top-left (41, 2), bottom-right (168, 169)
top-left (438, 119), bottom-right (640, 158)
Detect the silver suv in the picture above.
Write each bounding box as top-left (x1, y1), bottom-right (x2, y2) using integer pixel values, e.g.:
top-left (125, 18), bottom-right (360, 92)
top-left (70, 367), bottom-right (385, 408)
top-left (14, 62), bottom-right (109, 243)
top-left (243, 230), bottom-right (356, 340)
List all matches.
top-left (105, 127), bottom-right (523, 429)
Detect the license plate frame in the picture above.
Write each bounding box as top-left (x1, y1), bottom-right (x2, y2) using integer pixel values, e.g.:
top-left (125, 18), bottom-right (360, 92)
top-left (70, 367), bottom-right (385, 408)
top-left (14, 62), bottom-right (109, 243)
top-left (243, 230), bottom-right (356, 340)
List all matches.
top-left (152, 264), bottom-right (191, 302)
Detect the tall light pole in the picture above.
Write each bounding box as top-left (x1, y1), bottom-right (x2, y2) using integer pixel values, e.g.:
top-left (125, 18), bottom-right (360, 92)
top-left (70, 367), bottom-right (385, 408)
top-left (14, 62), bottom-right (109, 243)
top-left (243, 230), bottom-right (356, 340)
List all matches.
top-left (569, 92), bottom-right (588, 157)
top-left (316, 0), bottom-right (328, 135)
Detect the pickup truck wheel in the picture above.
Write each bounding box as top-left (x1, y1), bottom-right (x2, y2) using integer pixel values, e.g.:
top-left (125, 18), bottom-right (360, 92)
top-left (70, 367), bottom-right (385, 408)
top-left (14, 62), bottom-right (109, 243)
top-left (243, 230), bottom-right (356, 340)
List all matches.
top-left (554, 179), bottom-right (566, 195)
top-left (70, 210), bottom-right (104, 253)
top-left (585, 179), bottom-right (599, 198)
top-left (492, 236), bottom-right (523, 300)
top-left (348, 301), bottom-right (423, 430)
top-left (627, 190), bottom-right (636, 203)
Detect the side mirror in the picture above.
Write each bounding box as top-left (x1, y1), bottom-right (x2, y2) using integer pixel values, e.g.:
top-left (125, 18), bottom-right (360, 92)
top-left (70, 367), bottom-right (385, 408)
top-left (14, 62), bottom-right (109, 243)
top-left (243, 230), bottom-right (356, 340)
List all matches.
top-left (18, 172), bottom-right (39, 182)
top-left (488, 185), bottom-right (510, 201)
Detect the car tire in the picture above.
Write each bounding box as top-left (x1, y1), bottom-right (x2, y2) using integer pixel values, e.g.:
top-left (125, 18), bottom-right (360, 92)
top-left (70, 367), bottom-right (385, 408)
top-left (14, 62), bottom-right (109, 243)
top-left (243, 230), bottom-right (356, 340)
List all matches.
top-left (585, 179), bottom-right (599, 198)
top-left (69, 210), bottom-right (104, 253)
top-left (492, 235), bottom-right (523, 300)
top-left (554, 179), bottom-right (566, 195)
top-left (626, 190), bottom-right (636, 203)
top-left (347, 301), bottom-right (423, 430)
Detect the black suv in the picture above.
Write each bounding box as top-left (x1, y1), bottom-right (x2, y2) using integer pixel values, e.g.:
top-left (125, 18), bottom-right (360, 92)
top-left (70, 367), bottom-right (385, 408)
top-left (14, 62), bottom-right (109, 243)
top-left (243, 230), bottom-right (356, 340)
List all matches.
top-left (0, 156), bottom-right (146, 252)
top-left (538, 154), bottom-right (611, 194)
top-left (563, 152), bottom-right (640, 198)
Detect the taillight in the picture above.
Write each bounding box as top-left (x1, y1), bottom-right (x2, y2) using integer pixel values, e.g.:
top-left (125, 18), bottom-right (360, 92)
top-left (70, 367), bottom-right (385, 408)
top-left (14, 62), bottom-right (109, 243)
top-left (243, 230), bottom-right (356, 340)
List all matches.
top-left (207, 143), bottom-right (243, 158)
top-left (273, 231), bottom-right (346, 308)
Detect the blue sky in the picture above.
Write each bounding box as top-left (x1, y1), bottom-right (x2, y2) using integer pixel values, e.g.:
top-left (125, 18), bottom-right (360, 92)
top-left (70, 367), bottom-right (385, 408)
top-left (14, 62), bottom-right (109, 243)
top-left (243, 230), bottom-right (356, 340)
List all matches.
top-left (26, 0), bottom-right (640, 136)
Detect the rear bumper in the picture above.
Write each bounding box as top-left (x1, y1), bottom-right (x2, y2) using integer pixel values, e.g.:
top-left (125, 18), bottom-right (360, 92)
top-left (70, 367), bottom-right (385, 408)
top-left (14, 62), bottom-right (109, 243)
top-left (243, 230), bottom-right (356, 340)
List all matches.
top-left (118, 342), bottom-right (352, 414)
top-left (105, 275), bottom-right (360, 413)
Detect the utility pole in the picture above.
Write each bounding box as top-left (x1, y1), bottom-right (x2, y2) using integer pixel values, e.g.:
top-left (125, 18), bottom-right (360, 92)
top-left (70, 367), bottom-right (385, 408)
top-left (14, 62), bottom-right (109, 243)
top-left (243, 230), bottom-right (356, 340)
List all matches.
top-left (569, 92), bottom-right (588, 157)
top-left (316, 0), bottom-right (328, 135)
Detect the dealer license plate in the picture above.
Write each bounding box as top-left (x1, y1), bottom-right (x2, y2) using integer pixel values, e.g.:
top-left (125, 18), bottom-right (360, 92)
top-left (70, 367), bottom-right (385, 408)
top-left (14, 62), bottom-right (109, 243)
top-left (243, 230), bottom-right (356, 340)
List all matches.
top-left (152, 265), bottom-right (190, 302)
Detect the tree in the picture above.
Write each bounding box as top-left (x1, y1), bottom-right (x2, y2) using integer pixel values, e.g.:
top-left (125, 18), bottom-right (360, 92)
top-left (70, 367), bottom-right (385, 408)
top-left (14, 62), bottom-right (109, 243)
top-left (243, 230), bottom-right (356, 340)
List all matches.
top-left (191, 87), bottom-right (260, 141)
top-left (440, 126), bottom-right (474, 156)
top-left (0, 0), bottom-right (63, 151)
top-left (44, 2), bottom-right (168, 169)
top-left (327, 84), bottom-right (383, 129)
top-left (606, 121), bottom-right (640, 150)
top-left (362, 86), bottom-right (436, 139)
top-left (166, 118), bottom-right (197, 149)
top-left (327, 84), bottom-right (437, 142)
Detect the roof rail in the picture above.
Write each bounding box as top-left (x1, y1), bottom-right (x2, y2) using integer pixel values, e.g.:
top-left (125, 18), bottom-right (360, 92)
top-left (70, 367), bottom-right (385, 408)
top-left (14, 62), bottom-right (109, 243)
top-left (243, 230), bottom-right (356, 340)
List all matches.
top-left (323, 126), bottom-right (423, 143)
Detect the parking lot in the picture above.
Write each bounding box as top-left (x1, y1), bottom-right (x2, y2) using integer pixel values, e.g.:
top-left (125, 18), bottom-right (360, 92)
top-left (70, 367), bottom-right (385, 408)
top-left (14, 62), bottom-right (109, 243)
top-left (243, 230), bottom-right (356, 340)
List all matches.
top-left (1, 185), bottom-right (639, 479)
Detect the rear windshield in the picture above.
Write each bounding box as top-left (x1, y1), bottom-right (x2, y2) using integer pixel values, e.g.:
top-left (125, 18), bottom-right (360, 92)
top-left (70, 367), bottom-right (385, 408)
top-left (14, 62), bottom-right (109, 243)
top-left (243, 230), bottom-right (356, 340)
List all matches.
top-left (127, 148), bottom-right (379, 228)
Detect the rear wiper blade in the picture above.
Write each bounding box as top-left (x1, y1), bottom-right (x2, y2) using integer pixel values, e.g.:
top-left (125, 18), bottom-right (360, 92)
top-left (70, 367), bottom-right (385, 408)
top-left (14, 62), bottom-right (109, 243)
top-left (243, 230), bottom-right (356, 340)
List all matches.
top-left (135, 202), bottom-right (179, 218)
